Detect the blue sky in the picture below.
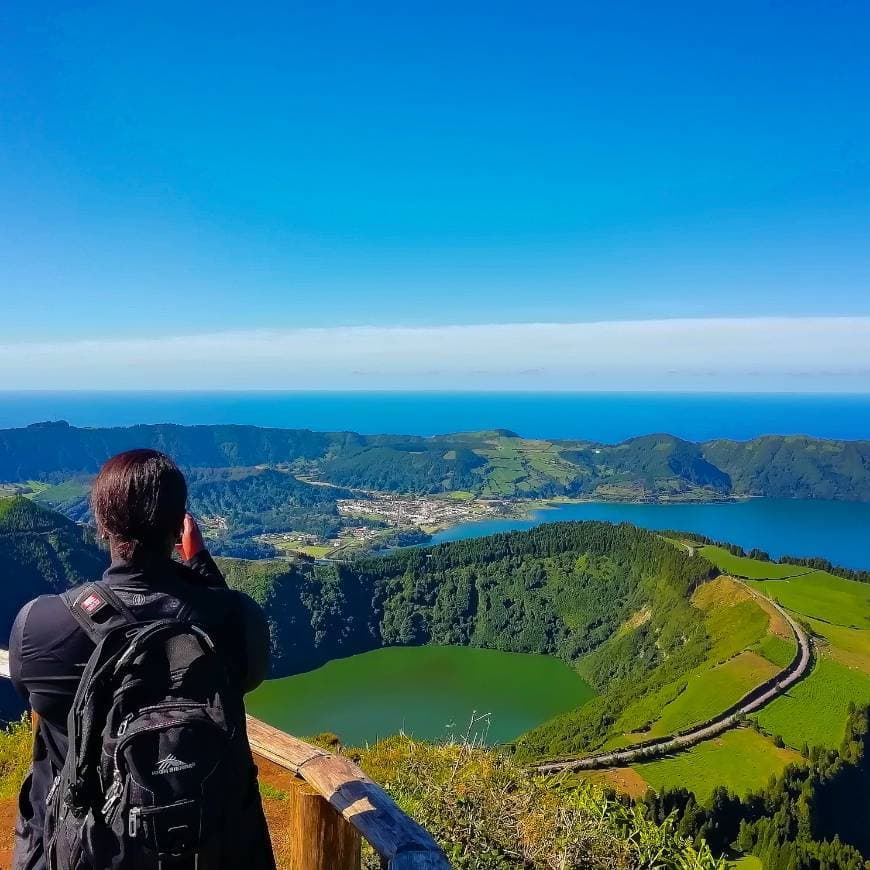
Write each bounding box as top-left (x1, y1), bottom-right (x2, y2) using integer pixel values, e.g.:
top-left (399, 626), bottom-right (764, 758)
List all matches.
top-left (1, 1), bottom-right (869, 389)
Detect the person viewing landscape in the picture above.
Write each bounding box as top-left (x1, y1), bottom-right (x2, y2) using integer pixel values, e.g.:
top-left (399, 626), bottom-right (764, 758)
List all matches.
top-left (8, 449), bottom-right (275, 869)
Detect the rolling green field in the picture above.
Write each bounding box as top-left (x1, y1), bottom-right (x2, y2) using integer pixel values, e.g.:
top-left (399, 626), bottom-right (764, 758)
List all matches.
top-left (749, 573), bottom-right (870, 629)
top-left (754, 657), bottom-right (870, 749)
top-left (806, 617), bottom-right (870, 673)
top-left (0, 480), bottom-right (50, 498)
top-left (753, 633), bottom-right (797, 669)
top-left (634, 727), bottom-right (802, 802)
top-left (647, 652), bottom-right (779, 738)
top-left (698, 545), bottom-right (813, 580)
top-left (477, 437), bottom-right (579, 496)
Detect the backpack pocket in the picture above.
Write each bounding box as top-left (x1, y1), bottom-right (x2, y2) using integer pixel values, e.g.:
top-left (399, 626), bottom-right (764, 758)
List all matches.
top-left (105, 705), bottom-right (228, 867)
top-left (113, 705), bottom-right (226, 805)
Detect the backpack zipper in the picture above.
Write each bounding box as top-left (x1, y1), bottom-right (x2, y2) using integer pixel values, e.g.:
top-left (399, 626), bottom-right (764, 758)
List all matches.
top-left (128, 806), bottom-right (141, 838)
top-left (101, 772), bottom-right (124, 817)
top-left (45, 774), bottom-right (61, 807)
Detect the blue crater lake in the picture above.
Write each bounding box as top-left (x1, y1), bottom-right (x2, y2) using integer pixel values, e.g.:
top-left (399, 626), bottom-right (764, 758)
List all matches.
top-left (430, 499), bottom-right (870, 571)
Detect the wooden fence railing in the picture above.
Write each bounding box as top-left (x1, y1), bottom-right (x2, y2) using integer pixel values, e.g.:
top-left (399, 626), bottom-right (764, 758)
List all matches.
top-left (0, 649), bottom-right (450, 870)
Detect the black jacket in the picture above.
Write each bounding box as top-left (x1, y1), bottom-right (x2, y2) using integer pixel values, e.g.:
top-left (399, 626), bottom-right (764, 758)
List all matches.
top-left (9, 550), bottom-right (273, 870)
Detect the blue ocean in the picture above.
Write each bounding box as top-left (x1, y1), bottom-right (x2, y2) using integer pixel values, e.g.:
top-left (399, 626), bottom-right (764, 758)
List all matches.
top-left (2, 391), bottom-right (870, 442)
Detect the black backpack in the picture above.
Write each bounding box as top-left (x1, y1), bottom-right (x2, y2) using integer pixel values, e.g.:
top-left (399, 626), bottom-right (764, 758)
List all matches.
top-left (44, 580), bottom-right (271, 870)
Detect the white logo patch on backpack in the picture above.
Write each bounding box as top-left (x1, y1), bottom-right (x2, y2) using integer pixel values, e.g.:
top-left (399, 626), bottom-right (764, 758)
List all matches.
top-left (153, 754), bottom-right (196, 775)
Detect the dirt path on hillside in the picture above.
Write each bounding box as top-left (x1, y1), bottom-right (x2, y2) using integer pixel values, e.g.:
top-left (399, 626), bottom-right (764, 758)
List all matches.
top-left (535, 579), bottom-right (812, 775)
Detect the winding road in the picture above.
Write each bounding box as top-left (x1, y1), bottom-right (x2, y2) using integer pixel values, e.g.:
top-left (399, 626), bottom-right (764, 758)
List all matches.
top-left (534, 581), bottom-right (812, 774)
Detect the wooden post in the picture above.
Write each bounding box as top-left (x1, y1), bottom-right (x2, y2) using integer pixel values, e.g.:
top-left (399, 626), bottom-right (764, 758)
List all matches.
top-left (287, 777), bottom-right (361, 870)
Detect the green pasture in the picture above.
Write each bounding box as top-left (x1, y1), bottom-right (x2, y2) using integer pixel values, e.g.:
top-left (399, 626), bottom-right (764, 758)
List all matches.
top-left (704, 597), bottom-right (771, 663)
top-left (0, 480), bottom-right (50, 498)
top-left (477, 437), bottom-right (579, 496)
top-left (754, 657), bottom-right (870, 749)
top-left (647, 653), bottom-right (779, 738)
top-left (33, 479), bottom-right (90, 505)
top-left (634, 727), bottom-right (802, 802)
top-left (806, 618), bottom-right (870, 673)
top-left (749, 573), bottom-right (870, 629)
top-left (699, 546), bottom-right (812, 580)
top-left (754, 634), bottom-right (796, 669)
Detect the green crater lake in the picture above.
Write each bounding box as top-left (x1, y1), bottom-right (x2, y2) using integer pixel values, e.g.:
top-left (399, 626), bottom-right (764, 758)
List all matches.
top-left (246, 645), bottom-right (594, 746)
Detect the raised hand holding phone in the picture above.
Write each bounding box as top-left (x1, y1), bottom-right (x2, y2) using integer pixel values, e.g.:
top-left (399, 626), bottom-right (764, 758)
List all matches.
top-left (175, 512), bottom-right (206, 561)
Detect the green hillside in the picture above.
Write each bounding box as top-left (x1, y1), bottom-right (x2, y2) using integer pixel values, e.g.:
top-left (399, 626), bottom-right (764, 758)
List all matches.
top-left (4, 421), bottom-right (870, 503)
top-left (0, 496), bottom-right (107, 644)
top-left (219, 521), bottom-right (716, 687)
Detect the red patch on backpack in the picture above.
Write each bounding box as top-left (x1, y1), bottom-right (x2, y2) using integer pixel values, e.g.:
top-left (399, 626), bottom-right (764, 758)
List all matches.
top-left (79, 592), bottom-right (105, 615)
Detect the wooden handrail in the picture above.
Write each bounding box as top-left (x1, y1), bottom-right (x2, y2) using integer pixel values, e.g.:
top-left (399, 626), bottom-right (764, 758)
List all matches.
top-left (246, 716), bottom-right (449, 869)
top-left (0, 649), bottom-right (450, 869)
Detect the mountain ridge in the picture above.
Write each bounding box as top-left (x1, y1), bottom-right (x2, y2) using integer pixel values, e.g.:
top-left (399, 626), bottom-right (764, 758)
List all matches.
top-left (2, 421), bottom-right (870, 502)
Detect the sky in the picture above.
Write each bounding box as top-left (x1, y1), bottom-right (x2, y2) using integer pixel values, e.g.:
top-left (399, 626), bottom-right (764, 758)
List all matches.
top-left (1, 1), bottom-right (869, 391)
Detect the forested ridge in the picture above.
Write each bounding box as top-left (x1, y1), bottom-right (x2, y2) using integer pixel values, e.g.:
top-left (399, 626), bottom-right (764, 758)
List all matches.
top-left (4, 421), bottom-right (870, 502)
top-left (217, 521), bottom-right (719, 761)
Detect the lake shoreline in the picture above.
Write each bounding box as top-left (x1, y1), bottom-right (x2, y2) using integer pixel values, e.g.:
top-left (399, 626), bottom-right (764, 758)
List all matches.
top-left (424, 497), bottom-right (870, 571)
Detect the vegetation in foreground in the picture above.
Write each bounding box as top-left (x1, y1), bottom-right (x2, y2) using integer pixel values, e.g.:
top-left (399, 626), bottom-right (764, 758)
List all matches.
top-left (353, 733), bottom-right (724, 869)
top-left (0, 719), bottom-right (723, 870)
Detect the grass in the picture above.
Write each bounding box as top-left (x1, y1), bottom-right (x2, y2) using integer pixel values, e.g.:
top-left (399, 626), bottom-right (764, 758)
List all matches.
top-left (754, 633), bottom-right (797, 669)
top-left (477, 436), bottom-right (580, 496)
top-left (294, 544), bottom-right (331, 557)
top-left (693, 577), bottom-right (772, 664)
top-left (634, 727), bottom-right (802, 802)
top-left (705, 599), bottom-right (771, 663)
top-left (354, 734), bottom-right (723, 869)
top-left (805, 618), bottom-right (870, 674)
top-left (754, 657), bottom-right (870, 749)
top-left (258, 780), bottom-right (288, 800)
top-left (749, 573), bottom-right (870, 629)
top-left (699, 546), bottom-right (812, 580)
top-left (647, 653), bottom-right (779, 738)
top-left (729, 857), bottom-right (762, 869)
top-left (0, 717), bottom-right (32, 799)
top-left (443, 490), bottom-right (475, 501)
top-left (258, 534), bottom-right (332, 558)
top-left (611, 581), bottom-right (777, 740)
top-left (32, 479), bottom-right (90, 505)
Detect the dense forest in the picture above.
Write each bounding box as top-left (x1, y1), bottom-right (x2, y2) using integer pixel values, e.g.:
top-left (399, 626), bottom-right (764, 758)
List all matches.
top-left (216, 521), bottom-right (718, 758)
top-left (3, 421), bottom-right (870, 502)
top-left (641, 706), bottom-right (870, 869)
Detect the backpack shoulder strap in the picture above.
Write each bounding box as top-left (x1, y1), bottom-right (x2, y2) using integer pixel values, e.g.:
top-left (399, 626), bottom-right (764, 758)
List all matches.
top-left (62, 581), bottom-right (138, 644)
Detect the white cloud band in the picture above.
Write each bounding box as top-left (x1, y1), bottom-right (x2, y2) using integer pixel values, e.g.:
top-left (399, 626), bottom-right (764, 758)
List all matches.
top-left (2, 318), bottom-right (869, 391)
